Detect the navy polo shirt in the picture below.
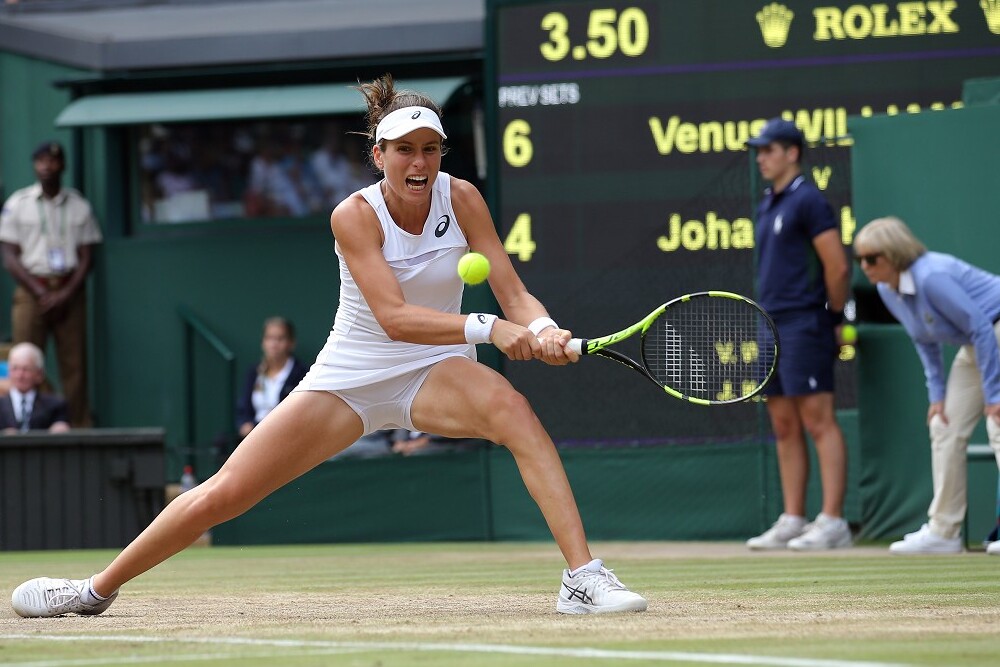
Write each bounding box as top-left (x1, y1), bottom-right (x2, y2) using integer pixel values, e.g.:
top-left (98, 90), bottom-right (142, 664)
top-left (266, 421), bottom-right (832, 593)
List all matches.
top-left (755, 175), bottom-right (837, 315)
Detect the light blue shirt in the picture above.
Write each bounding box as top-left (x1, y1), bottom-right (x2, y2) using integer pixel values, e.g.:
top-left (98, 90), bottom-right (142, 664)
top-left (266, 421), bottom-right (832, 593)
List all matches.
top-left (877, 252), bottom-right (1000, 404)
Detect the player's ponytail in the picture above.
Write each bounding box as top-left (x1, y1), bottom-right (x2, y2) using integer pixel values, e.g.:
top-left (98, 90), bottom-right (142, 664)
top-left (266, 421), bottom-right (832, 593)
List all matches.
top-left (355, 74), bottom-right (446, 170)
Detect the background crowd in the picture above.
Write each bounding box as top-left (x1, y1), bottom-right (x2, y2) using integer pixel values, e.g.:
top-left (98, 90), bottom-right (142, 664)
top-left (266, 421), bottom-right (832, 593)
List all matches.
top-left (138, 120), bottom-right (377, 224)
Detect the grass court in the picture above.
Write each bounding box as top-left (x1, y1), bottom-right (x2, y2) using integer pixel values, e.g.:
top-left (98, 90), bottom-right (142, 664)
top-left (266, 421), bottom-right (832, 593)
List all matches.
top-left (2, 540), bottom-right (999, 666)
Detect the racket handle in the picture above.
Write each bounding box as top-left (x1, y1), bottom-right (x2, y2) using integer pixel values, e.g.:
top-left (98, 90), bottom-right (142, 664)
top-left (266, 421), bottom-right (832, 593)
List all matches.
top-left (567, 338), bottom-right (586, 355)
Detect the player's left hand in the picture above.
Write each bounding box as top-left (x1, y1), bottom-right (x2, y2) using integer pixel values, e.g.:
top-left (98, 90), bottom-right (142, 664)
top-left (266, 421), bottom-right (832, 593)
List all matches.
top-left (535, 328), bottom-right (579, 366)
top-left (490, 319), bottom-right (541, 361)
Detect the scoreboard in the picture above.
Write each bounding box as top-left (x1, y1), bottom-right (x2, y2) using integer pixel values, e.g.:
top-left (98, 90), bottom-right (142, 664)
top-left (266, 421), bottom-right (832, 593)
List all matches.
top-left (485, 0), bottom-right (1000, 443)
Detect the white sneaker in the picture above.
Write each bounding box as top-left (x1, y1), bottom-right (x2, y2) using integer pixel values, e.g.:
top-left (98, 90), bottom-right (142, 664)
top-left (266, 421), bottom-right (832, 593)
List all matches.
top-left (787, 513), bottom-right (853, 550)
top-left (11, 577), bottom-right (117, 618)
top-left (746, 513), bottom-right (807, 550)
top-left (889, 524), bottom-right (962, 554)
top-left (556, 559), bottom-right (647, 614)
top-left (987, 541), bottom-right (1000, 556)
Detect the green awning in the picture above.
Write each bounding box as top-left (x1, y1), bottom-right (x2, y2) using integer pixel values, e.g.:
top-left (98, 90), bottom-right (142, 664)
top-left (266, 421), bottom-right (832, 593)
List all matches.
top-left (56, 77), bottom-right (468, 127)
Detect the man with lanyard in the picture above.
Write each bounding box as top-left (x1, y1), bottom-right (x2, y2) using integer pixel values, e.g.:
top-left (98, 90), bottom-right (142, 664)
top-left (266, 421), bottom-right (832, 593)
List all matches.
top-left (745, 118), bottom-right (852, 551)
top-left (0, 141), bottom-right (103, 427)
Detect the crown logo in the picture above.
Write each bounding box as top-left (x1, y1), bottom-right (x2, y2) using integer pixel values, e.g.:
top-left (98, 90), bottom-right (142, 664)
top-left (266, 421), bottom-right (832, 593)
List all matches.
top-left (982, 0), bottom-right (1000, 34)
top-left (757, 3), bottom-right (794, 48)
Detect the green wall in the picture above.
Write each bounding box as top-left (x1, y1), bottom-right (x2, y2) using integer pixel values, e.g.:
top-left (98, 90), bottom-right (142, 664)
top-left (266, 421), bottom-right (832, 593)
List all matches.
top-left (215, 441), bottom-right (770, 545)
top-left (850, 105), bottom-right (1000, 541)
top-left (95, 222), bottom-right (339, 475)
top-left (212, 413), bottom-right (864, 546)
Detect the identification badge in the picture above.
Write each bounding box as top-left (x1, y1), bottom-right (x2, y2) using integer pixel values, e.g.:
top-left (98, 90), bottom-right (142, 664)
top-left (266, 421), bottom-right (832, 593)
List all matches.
top-left (47, 247), bottom-right (68, 273)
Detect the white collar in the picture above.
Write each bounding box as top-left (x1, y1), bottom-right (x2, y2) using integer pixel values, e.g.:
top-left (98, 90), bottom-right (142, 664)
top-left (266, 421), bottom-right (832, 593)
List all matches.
top-left (897, 269), bottom-right (916, 295)
top-left (9, 387), bottom-right (36, 404)
top-left (262, 358), bottom-right (294, 383)
top-left (765, 174), bottom-right (805, 197)
top-left (31, 182), bottom-right (67, 205)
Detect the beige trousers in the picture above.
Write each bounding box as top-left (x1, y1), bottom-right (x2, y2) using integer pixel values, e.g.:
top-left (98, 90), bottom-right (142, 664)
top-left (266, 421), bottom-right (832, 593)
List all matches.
top-left (926, 320), bottom-right (1000, 539)
top-left (12, 284), bottom-right (92, 428)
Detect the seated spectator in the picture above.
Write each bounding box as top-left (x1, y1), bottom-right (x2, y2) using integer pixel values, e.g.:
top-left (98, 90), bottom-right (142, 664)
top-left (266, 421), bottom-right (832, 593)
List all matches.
top-left (236, 317), bottom-right (308, 439)
top-left (340, 134), bottom-right (378, 195)
top-left (310, 123), bottom-right (353, 207)
top-left (328, 429), bottom-right (394, 461)
top-left (390, 429), bottom-right (486, 456)
top-left (155, 151), bottom-right (197, 199)
top-left (0, 342), bottom-right (70, 433)
top-left (246, 134), bottom-right (323, 218)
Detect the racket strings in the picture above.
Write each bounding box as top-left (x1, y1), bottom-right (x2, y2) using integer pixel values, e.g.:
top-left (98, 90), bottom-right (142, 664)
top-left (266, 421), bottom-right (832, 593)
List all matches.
top-left (643, 296), bottom-right (777, 402)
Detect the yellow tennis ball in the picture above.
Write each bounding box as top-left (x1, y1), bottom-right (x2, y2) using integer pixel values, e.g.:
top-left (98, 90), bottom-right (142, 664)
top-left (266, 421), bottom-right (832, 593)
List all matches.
top-left (457, 252), bottom-right (490, 285)
top-left (841, 324), bottom-right (857, 345)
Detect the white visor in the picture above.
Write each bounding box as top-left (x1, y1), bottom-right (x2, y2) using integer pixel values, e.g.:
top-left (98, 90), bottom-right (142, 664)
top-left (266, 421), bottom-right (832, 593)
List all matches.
top-left (375, 106), bottom-right (447, 142)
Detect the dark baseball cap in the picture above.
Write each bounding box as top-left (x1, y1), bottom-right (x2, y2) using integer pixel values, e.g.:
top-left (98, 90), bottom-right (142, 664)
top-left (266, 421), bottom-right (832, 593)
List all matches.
top-left (32, 141), bottom-right (65, 160)
top-left (746, 118), bottom-right (804, 147)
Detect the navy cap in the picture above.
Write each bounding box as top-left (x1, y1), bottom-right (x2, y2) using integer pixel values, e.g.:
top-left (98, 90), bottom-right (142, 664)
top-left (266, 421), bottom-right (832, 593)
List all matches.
top-left (32, 141), bottom-right (65, 161)
top-left (746, 118), bottom-right (804, 147)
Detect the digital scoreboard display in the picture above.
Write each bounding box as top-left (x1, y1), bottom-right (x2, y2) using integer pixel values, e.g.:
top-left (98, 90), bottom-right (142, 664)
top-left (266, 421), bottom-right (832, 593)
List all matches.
top-left (485, 0), bottom-right (1000, 444)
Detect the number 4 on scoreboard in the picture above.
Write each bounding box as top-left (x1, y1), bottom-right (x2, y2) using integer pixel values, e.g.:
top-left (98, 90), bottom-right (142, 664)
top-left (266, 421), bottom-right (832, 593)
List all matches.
top-left (504, 213), bottom-right (536, 261)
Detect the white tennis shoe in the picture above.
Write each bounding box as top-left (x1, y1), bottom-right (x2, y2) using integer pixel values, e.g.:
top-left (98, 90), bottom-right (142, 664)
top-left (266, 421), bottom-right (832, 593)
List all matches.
top-left (11, 577), bottom-right (117, 618)
top-left (556, 559), bottom-right (647, 614)
top-left (888, 524), bottom-right (962, 554)
top-left (787, 513), bottom-right (853, 550)
top-left (746, 513), bottom-right (808, 550)
top-left (986, 540), bottom-right (1000, 556)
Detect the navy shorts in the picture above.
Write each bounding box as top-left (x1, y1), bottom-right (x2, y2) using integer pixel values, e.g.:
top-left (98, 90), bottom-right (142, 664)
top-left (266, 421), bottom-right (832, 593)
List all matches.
top-left (765, 308), bottom-right (837, 397)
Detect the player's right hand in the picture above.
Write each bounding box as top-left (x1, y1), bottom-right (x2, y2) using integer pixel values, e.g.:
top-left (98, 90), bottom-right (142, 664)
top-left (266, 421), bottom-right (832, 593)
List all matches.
top-left (535, 329), bottom-right (579, 366)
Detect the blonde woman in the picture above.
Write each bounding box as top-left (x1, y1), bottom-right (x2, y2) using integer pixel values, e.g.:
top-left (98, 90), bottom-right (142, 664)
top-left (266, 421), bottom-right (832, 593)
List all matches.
top-left (854, 216), bottom-right (1000, 555)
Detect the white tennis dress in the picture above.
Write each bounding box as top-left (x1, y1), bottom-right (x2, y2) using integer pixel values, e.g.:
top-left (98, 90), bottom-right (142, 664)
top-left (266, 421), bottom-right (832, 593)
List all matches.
top-left (297, 173), bottom-right (475, 393)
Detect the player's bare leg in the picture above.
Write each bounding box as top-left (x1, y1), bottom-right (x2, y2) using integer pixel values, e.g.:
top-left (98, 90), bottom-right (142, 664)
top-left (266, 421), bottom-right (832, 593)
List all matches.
top-left (412, 357), bottom-right (590, 568)
top-left (411, 356), bottom-right (646, 613)
top-left (91, 391), bottom-right (364, 597)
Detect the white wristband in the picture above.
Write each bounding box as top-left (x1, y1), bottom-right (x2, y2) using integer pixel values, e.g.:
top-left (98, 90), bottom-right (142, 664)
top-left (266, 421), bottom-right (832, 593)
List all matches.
top-left (465, 313), bottom-right (497, 344)
top-left (527, 317), bottom-right (558, 337)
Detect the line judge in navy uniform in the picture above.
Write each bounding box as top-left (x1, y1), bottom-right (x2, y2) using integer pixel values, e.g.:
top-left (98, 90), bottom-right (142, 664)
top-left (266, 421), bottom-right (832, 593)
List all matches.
top-left (745, 118), bottom-right (853, 551)
top-left (0, 342), bottom-right (70, 433)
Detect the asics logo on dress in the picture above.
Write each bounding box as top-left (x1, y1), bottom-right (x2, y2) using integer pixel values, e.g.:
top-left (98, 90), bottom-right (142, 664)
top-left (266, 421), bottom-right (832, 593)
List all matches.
top-left (435, 215), bottom-right (450, 237)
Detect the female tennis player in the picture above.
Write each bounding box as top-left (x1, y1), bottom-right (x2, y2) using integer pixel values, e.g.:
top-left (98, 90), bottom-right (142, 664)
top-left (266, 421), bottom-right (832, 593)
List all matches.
top-left (11, 75), bottom-right (647, 616)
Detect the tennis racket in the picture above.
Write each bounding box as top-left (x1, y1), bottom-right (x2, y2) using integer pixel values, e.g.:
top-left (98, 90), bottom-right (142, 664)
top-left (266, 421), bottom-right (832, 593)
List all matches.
top-left (566, 291), bottom-right (779, 405)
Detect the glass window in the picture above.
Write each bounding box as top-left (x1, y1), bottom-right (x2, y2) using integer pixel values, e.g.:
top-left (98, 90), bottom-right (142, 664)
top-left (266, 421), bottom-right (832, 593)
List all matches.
top-left (136, 117), bottom-right (377, 224)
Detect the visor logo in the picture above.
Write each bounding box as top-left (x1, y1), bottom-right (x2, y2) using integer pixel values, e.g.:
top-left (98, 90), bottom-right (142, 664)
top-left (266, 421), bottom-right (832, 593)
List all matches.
top-left (411, 111), bottom-right (421, 119)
